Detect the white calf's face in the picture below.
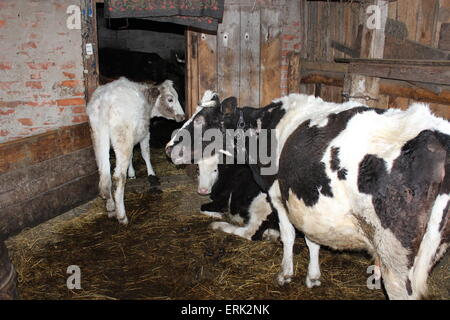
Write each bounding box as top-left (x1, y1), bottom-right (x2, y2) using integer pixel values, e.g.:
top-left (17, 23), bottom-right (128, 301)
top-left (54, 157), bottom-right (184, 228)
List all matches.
top-left (153, 80), bottom-right (185, 122)
top-left (197, 155), bottom-right (219, 195)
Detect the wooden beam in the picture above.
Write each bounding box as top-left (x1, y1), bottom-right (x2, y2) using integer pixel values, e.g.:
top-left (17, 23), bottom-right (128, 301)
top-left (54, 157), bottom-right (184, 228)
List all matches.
top-left (349, 63), bottom-right (450, 86)
top-left (336, 58), bottom-right (450, 66)
top-left (300, 72), bottom-right (450, 105)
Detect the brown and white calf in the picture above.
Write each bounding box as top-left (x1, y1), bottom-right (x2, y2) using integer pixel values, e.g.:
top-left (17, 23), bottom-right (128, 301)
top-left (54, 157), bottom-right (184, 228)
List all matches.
top-left (167, 93), bottom-right (450, 299)
top-left (87, 77), bottom-right (184, 225)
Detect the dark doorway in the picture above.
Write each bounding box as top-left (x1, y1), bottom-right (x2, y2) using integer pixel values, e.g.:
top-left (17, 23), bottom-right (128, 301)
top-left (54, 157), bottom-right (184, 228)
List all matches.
top-left (96, 3), bottom-right (186, 148)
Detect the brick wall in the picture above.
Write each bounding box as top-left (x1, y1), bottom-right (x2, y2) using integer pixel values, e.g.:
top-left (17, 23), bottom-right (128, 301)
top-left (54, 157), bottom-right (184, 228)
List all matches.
top-left (0, 0), bottom-right (86, 143)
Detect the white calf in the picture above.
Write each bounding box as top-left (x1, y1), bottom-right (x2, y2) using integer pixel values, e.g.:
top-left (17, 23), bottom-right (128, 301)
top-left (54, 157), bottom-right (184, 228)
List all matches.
top-left (87, 77), bottom-right (184, 224)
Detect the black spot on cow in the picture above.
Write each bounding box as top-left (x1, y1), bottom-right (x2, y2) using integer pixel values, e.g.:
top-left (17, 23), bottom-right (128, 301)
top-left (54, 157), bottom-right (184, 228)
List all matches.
top-left (330, 147), bottom-right (348, 180)
top-left (337, 168), bottom-right (348, 180)
top-left (406, 278), bottom-right (413, 296)
top-left (330, 147), bottom-right (341, 172)
top-left (358, 130), bottom-right (448, 266)
top-left (278, 107), bottom-right (373, 207)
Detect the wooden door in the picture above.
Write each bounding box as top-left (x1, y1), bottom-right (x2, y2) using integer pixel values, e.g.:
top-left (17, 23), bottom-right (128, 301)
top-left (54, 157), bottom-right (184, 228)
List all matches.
top-left (185, 2), bottom-right (283, 117)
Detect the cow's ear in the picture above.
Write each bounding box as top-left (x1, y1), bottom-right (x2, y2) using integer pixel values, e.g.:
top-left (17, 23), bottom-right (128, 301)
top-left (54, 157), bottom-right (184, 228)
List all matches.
top-left (220, 97), bottom-right (237, 115)
top-left (146, 87), bottom-right (160, 100)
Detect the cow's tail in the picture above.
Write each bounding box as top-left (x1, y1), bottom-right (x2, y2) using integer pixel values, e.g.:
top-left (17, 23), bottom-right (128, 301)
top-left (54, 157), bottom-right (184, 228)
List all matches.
top-left (410, 193), bottom-right (449, 299)
top-left (87, 98), bottom-right (112, 200)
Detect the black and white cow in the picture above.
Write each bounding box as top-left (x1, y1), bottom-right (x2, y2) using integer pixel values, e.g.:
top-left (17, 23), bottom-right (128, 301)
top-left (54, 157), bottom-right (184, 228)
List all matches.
top-left (197, 156), bottom-right (281, 241)
top-left (166, 93), bottom-right (450, 299)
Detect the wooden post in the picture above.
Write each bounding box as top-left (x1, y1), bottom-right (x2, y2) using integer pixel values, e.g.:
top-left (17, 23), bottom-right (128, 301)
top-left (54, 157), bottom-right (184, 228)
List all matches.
top-left (186, 29), bottom-right (199, 117)
top-left (81, 0), bottom-right (99, 101)
top-left (287, 52), bottom-right (301, 94)
top-left (343, 0), bottom-right (388, 107)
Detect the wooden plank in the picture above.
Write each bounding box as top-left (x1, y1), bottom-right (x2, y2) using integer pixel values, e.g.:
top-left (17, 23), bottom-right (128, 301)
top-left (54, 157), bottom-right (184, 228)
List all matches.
top-left (260, 7), bottom-right (281, 106)
top-left (344, 0), bottom-right (388, 107)
top-left (217, 5), bottom-right (240, 100)
top-left (300, 71), bottom-right (450, 105)
top-left (0, 172), bottom-right (98, 240)
top-left (384, 35), bottom-right (450, 60)
top-left (198, 32), bottom-right (218, 98)
top-left (0, 123), bottom-right (92, 175)
top-left (81, 0), bottom-right (99, 100)
top-left (417, 0), bottom-right (439, 46)
top-left (239, 7), bottom-right (260, 106)
top-left (439, 23), bottom-right (450, 50)
top-left (0, 147), bottom-right (97, 209)
top-left (349, 63), bottom-right (450, 85)
top-left (186, 29), bottom-right (199, 117)
top-left (302, 59), bottom-right (349, 73)
top-left (287, 52), bottom-right (301, 94)
top-left (335, 58), bottom-right (450, 66)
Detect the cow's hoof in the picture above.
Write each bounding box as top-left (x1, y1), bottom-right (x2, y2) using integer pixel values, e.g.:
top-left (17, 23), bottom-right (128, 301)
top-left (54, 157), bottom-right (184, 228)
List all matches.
top-left (118, 216), bottom-right (128, 225)
top-left (128, 175), bottom-right (136, 180)
top-left (277, 273), bottom-right (292, 286)
top-left (200, 211), bottom-right (223, 219)
top-left (106, 199), bottom-right (115, 212)
top-left (148, 175), bottom-right (160, 187)
top-left (201, 202), bottom-right (226, 213)
top-left (306, 276), bottom-right (321, 288)
top-left (107, 211), bottom-right (116, 219)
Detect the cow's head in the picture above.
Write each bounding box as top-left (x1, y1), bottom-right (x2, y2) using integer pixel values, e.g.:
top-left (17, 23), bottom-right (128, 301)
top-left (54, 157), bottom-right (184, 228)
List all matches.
top-left (146, 80), bottom-right (185, 122)
top-left (197, 154), bottom-right (220, 195)
top-left (165, 91), bottom-right (238, 165)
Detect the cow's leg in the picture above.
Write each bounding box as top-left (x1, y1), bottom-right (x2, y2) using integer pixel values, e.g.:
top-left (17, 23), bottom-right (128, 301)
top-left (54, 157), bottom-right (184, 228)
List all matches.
top-left (140, 133), bottom-right (160, 189)
top-left (269, 183), bottom-right (295, 285)
top-left (111, 134), bottom-right (133, 225)
top-left (305, 236), bottom-right (321, 288)
top-left (127, 153), bottom-right (136, 179)
top-left (90, 125), bottom-right (115, 215)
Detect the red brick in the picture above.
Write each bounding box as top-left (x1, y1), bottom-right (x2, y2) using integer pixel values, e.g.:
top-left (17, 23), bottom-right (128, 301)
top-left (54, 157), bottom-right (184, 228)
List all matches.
top-left (60, 80), bottom-right (80, 88)
top-left (18, 118), bottom-right (33, 126)
top-left (72, 115), bottom-right (89, 123)
top-left (26, 81), bottom-right (43, 89)
top-left (61, 62), bottom-right (76, 69)
top-left (0, 81), bottom-right (17, 90)
top-left (72, 106), bottom-right (86, 114)
top-left (20, 41), bottom-right (37, 50)
top-left (0, 62), bottom-right (12, 70)
top-left (26, 62), bottom-right (55, 70)
top-left (0, 20), bottom-right (5, 28)
top-left (0, 109), bottom-right (15, 116)
top-left (0, 130), bottom-right (9, 137)
top-left (31, 73), bottom-right (42, 79)
top-left (57, 98), bottom-right (85, 107)
top-left (283, 34), bottom-right (296, 41)
top-left (0, 101), bottom-right (21, 108)
top-left (63, 72), bottom-right (76, 79)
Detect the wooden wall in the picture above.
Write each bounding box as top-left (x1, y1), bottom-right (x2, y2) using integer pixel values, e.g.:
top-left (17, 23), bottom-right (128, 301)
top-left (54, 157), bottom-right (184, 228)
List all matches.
top-left (186, 0), bottom-right (300, 116)
top-left (0, 123), bottom-right (98, 240)
top-left (295, 0), bottom-right (450, 118)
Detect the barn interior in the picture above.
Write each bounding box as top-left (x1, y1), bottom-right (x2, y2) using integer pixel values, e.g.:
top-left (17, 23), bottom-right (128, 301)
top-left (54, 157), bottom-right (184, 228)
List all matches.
top-left (1, 0), bottom-right (450, 300)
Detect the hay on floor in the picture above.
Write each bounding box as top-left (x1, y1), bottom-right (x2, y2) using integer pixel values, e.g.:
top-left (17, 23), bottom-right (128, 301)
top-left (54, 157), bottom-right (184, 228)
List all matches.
top-left (5, 148), bottom-right (448, 300)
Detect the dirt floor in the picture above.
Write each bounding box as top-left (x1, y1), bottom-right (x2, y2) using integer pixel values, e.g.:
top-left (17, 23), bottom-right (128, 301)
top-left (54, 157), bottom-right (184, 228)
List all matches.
top-left (5, 148), bottom-right (449, 300)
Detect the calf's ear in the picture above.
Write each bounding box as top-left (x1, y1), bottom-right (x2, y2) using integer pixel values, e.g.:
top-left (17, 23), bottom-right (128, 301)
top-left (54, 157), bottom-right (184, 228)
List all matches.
top-left (220, 97), bottom-right (237, 115)
top-left (146, 87), bottom-right (160, 100)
